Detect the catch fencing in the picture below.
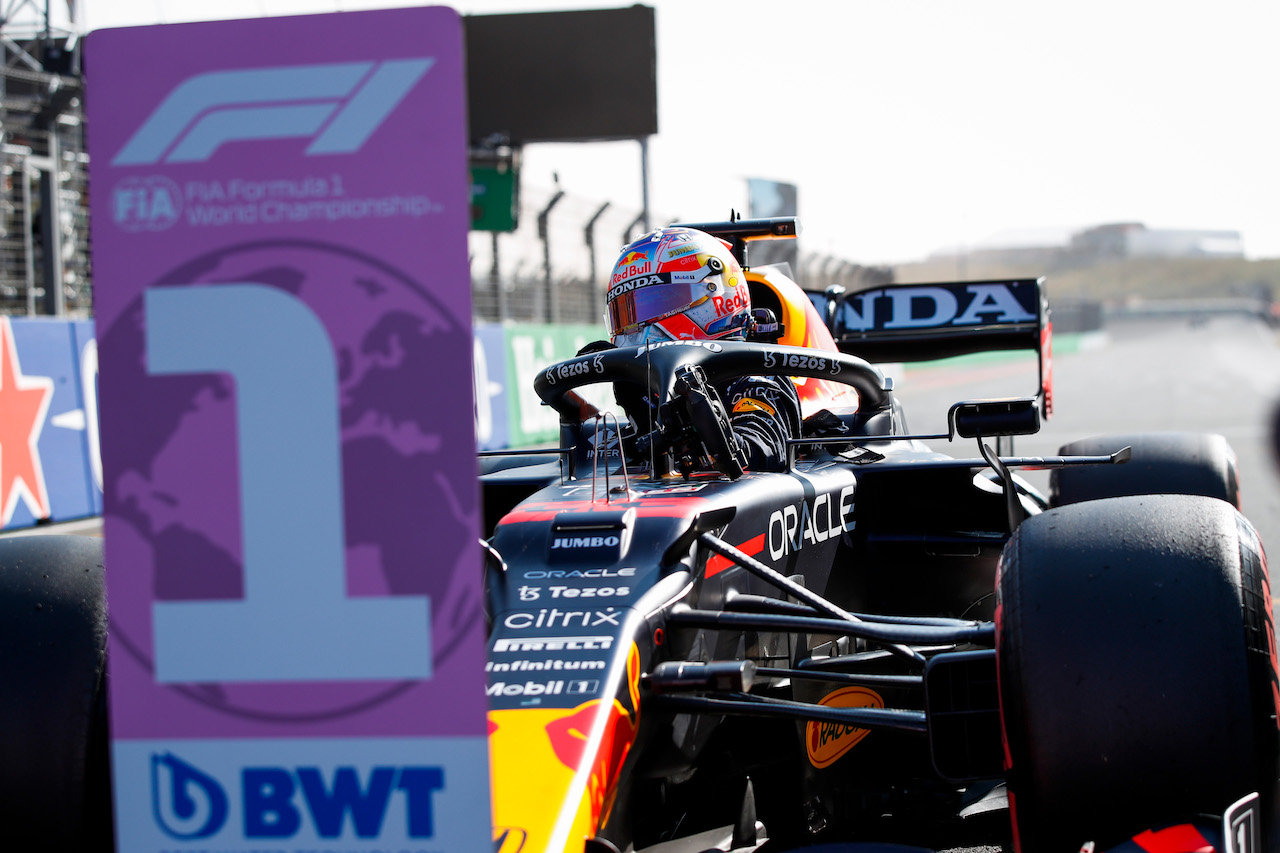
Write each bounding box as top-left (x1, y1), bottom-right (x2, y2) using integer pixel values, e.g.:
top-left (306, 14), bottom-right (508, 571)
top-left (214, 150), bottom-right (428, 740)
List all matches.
top-left (468, 183), bottom-right (893, 326)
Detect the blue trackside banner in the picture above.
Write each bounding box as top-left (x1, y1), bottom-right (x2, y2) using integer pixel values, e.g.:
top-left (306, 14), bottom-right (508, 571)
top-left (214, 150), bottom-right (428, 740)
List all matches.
top-left (0, 317), bottom-right (99, 531)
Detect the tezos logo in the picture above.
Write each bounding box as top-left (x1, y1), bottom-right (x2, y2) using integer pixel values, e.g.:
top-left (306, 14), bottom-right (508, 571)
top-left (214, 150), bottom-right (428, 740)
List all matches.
top-left (113, 175), bottom-right (182, 232)
top-left (151, 752), bottom-right (445, 840)
top-left (545, 359), bottom-right (593, 385)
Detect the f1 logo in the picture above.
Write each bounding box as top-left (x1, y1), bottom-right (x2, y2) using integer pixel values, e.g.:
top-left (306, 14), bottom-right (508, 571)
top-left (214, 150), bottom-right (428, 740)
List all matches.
top-left (112, 59), bottom-right (433, 166)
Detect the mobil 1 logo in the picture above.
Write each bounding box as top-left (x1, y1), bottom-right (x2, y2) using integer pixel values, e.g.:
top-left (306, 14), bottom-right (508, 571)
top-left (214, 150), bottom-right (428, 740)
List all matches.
top-left (486, 674), bottom-right (605, 709)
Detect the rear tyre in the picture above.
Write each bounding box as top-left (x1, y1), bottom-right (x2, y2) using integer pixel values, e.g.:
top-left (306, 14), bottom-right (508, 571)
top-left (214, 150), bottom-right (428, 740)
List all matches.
top-left (996, 494), bottom-right (1278, 853)
top-left (0, 535), bottom-right (111, 850)
top-left (1050, 431), bottom-right (1238, 508)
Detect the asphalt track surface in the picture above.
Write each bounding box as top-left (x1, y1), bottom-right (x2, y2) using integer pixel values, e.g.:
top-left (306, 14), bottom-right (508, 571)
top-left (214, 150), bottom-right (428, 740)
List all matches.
top-left (898, 314), bottom-right (1280, 558)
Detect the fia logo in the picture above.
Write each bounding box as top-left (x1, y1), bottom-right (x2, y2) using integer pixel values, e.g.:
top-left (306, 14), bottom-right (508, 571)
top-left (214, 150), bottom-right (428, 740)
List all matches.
top-left (113, 175), bottom-right (183, 232)
top-left (152, 753), bottom-right (229, 840)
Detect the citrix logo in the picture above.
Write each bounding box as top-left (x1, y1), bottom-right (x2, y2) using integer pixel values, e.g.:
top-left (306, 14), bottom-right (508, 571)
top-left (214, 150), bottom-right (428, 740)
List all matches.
top-left (150, 752), bottom-right (446, 840)
top-left (113, 59), bottom-right (434, 166)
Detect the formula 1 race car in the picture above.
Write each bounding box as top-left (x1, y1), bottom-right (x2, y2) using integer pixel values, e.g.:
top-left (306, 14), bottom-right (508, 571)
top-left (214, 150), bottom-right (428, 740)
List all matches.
top-left (477, 218), bottom-right (1278, 853)
top-left (1, 219), bottom-right (1274, 853)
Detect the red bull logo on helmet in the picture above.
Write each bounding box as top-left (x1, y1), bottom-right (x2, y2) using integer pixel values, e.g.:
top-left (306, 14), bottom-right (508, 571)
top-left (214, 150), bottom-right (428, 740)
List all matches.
top-left (712, 287), bottom-right (749, 317)
top-left (611, 250), bottom-right (654, 284)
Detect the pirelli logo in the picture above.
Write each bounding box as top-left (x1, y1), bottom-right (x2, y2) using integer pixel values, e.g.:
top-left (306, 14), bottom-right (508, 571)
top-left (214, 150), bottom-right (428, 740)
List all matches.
top-left (492, 636), bottom-right (614, 653)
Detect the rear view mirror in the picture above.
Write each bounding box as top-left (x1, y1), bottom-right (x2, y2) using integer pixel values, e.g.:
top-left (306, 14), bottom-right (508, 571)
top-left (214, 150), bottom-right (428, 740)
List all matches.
top-left (950, 398), bottom-right (1040, 438)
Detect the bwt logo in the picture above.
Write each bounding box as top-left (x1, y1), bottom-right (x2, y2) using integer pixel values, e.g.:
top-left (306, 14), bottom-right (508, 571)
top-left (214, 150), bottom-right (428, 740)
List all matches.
top-left (113, 58), bottom-right (434, 166)
top-left (151, 752), bottom-right (445, 840)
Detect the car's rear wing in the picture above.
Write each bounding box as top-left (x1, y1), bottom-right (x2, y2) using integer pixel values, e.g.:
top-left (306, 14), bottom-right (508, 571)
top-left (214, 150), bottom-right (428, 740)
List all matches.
top-left (671, 216), bottom-right (798, 268)
top-left (817, 278), bottom-right (1053, 416)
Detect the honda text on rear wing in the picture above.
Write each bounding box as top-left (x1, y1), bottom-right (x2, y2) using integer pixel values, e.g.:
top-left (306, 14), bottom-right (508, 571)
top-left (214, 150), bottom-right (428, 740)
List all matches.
top-left (816, 278), bottom-right (1053, 417)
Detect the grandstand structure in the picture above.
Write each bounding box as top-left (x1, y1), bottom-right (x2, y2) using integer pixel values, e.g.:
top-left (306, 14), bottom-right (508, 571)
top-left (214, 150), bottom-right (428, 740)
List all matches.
top-left (0, 0), bottom-right (88, 316)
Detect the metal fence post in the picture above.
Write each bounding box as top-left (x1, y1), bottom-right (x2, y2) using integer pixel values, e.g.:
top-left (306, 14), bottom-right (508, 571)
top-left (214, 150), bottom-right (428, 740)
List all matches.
top-left (21, 158), bottom-right (36, 315)
top-left (490, 231), bottom-right (505, 322)
top-left (584, 200), bottom-right (610, 323)
top-left (38, 129), bottom-right (63, 315)
top-left (537, 189), bottom-right (565, 323)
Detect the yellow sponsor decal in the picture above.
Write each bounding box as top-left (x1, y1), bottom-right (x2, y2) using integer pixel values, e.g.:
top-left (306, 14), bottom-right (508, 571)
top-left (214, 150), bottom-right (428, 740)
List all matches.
top-left (489, 653), bottom-right (641, 853)
top-left (733, 397), bottom-right (777, 417)
top-left (806, 686), bottom-right (883, 768)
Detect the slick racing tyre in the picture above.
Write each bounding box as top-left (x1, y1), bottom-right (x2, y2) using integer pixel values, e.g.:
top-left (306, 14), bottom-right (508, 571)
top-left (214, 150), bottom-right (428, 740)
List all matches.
top-left (996, 494), bottom-right (1279, 853)
top-left (0, 535), bottom-right (112, 850)
top-left (1049, 431), bottom-right (1238, 508)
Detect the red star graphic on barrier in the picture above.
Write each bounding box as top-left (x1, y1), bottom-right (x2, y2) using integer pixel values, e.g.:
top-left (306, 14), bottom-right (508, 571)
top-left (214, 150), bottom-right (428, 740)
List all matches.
top-left (0, 317), bottom-right (52, 525)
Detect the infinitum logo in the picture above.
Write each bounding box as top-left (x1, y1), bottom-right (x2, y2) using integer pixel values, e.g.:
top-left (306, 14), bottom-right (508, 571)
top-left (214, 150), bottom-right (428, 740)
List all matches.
top-left (112, 59), bottom-right (434, 166)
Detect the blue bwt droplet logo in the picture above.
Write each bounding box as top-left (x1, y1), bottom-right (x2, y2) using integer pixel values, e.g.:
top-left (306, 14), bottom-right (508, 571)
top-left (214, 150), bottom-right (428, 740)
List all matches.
top-left (151, 752), bottom-right (229, 839)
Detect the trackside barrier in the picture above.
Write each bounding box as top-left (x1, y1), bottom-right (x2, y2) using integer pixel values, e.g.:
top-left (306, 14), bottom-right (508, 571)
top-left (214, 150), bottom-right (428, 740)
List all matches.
top-left (0, 316), bottom-right (100, 532)
top-left (0, 317), bottom-right (602, 531)
top-left (477, 321), bottom-right (607, 449)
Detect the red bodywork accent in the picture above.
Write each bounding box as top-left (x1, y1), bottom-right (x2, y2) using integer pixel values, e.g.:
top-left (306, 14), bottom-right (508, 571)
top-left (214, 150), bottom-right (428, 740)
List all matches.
top-left (499, 495), bottom-right (708, 525)
top-left (706, 534), bottom-right (765, 577)
top-left (1130, 824), bottom-right (1214, 852)
top-left (1041, 321), bottom-right (1054, 418)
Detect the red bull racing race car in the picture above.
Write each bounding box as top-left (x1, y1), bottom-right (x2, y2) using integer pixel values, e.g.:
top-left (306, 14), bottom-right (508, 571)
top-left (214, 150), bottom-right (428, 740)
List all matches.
top-left (1, 218), bottom-right (1274, 853)
top-left (477, 218), bottom-right (1277, 853)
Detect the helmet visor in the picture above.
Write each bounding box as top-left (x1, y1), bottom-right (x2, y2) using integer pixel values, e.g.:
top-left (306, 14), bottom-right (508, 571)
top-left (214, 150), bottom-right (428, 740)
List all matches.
top-left (607, 274), bottom-right (705, 338)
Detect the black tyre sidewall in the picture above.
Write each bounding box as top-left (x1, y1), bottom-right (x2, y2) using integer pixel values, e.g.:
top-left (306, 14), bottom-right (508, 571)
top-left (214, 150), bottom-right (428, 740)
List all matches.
top-left (996, 494), bottom-right (1277, 852)
top-left (1050, 432), bottom-right (1239, 508)
top-left (0, 535), bottom-right (111, 849)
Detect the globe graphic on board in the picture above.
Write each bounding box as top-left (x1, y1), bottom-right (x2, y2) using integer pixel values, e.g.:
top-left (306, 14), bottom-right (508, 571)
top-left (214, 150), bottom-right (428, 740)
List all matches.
top-left (99, 239), bottom-right (482, 721)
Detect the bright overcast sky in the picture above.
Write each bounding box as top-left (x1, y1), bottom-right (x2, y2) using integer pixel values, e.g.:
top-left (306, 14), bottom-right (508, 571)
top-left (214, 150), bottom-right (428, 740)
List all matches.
top-left (67, 0), bottom-right (1280, 263)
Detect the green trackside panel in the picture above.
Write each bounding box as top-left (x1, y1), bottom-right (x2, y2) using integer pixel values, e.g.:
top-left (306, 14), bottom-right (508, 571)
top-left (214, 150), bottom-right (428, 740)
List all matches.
top-left (502, 323), bottom-right (611, 447)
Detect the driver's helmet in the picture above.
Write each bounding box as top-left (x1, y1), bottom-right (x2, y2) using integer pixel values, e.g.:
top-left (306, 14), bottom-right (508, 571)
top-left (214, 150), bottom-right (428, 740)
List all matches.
top-left (606, 227), bottom-right (752, 346)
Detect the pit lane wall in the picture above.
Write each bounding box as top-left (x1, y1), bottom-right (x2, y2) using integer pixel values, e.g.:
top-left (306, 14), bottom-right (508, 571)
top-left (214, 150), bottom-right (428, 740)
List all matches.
top-left (0, 316), bottom-right (600, 532)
